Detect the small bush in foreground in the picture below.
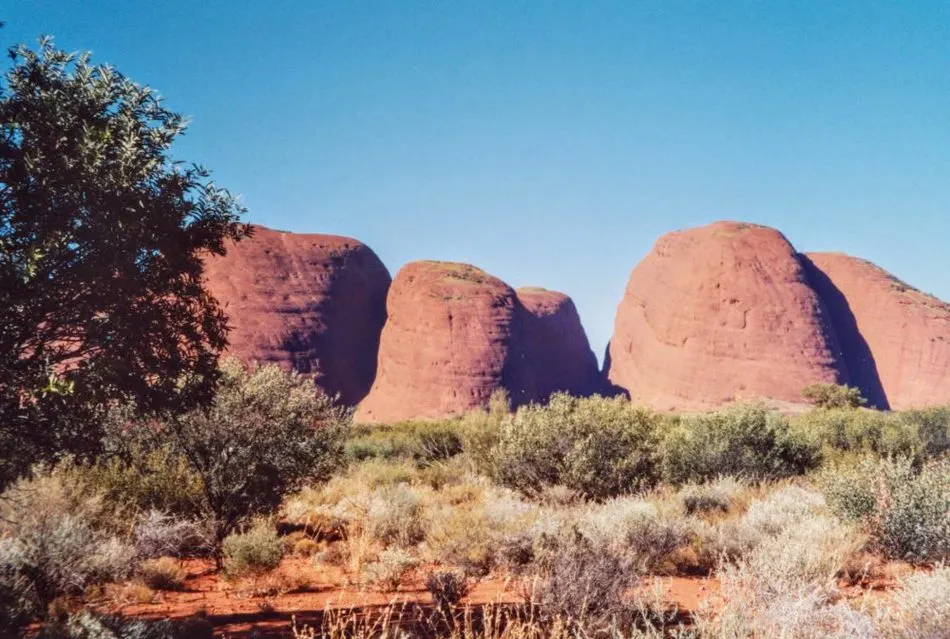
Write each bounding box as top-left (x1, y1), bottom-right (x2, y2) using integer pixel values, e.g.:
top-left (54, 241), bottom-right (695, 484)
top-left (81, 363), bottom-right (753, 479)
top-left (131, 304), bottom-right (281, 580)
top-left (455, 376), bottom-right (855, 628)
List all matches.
top-left (222, 521), bottom-right (284, 579)
top-left (115, 361), bottom-right (349, 552)
top-left (363, 548), bottom-right (418, 592)
top-left (525, 528), bottom-right (642, 630)
top-left (0, 472), bottom-right (134, 626)
top-left (490, 393), bottom-right (660, 499)
top-left (678, 476), bottom-right (746, 515)
top-left (821, 457), bottom-right (950, 563)
top-left (138, 557), bottom-right (185, 591)
top-left (659, 403), bottom-right (818, 485)
top-left (132, 510), bottom-right (212, 559)
top-left (426, 570), bottom-right (469, 612)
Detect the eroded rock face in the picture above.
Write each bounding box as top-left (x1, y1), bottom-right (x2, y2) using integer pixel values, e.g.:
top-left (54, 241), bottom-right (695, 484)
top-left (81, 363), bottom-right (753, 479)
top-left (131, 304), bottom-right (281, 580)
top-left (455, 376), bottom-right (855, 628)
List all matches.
top-left (203, 225), bottom-right (391, 405)
top-left (605, 221), bottom-right (846, 410)
top-left (512, 288), bottom-right (603, 403)
top-left (354, 263), bottom-right (603, 422)
top-left (354, 261), bottom-right (518, 423)
top-left (802, 253), bottom-right (950, 409)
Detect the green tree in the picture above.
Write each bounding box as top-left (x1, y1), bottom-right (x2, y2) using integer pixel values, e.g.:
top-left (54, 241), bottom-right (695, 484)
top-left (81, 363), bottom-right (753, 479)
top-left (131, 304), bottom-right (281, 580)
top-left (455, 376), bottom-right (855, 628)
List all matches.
top-left (143, 361), bottom-right (348, 556)
top-left (802, 383), bottom-right (867, 410)
top-left (0, 38), bottom-right (247, 485)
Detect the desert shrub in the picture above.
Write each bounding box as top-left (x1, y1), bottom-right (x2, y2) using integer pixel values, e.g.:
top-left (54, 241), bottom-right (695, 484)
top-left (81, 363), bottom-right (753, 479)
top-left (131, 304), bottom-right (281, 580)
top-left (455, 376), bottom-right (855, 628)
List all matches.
top-left (365, 483), bottom-right (427, 547)
top-left (35, 612), bottom-right (211, 639)
top-left (69, 441), bottom-right (205, 518)
top-left (802, 383), bottom-right (866, 409)
top-left (659, 403), bottom-right (818, 485)
top-left (426, 484), bottom-right (540, 576)
top-left (137, 557), bottom-right (185, 591)
top-left (0, 472), bottom-right (135, 623)
top-left (692, 485), bottom-right (828, 569)
top-left (818, 457), bottom-right (881, 523)
top-left (678, 476), bottom-right (746, 515)
top-left (122, 361), bottom-right (349, 550)
top-left (791, 406), bottom-right (950, 466)
top-left (346, 420), bottom-right (464, 466)
top-left (457, 389), bottom-right (510, 474)
top-left (900, 406), bottom-right (950, 460)
top-left (426, 570), bottom-right (469, 612)
top-left (489, 393), bottom-right (660, 499)
top-left (0, 537), bottom-right (37, 633)
top-left (581, 498), bottom-right (688, 572)
top-left (821, 457), bottom-right (950, 562)
top-left (879, 458), bottom-right (950, 562)
top-left (524, 528), bottom-right (642, 630)
top-left (291, 538), bottom-right (320, 557)
top-left (695, 497), bottom-right (869, 639)
top-left (363, 548), bottom-right (418, 592)
top-left (792, 409), bottom-right (917, 463)
top-left (222, 521), bottom-right (284, 579)
top-left (874, 566), bottom-right (950, 638)
top-left (131, 510), bottom-right (213, 559)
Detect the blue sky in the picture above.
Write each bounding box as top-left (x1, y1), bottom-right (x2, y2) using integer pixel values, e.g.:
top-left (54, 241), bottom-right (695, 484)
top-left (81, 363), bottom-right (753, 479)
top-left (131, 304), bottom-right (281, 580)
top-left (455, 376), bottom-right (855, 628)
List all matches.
top-left (5, 2), bottom-right (949, 358)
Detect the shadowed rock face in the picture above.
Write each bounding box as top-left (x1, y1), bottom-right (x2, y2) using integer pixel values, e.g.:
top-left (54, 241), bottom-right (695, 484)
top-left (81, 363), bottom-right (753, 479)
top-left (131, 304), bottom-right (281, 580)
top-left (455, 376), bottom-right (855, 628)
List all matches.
top-left (203, 225), bottom-right (391, 405)
top-left (354, 262), bottom-right (602, 423)
top-left (512, 288), bottom-right (603, 403)
top-left (803, 252), bottom-right (950, 410)
top-left (605, 221), bottom-right (846, 410)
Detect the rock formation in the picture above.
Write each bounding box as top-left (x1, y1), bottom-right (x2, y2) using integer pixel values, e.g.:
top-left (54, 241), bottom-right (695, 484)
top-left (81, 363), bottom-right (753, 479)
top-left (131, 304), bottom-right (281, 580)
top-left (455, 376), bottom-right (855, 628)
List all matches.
top-left (605, 221), bottom-right (846, 410)
top-left (354, 261), bottom-right (517, 423)
top-left (354, 262), bottom-right (601, 422)
top-left (802, 252), bottom-right (950, 409)
top-left (512, 287), bottom-right (602, 403)
top-left (203, 225), bottom-right (391, 405)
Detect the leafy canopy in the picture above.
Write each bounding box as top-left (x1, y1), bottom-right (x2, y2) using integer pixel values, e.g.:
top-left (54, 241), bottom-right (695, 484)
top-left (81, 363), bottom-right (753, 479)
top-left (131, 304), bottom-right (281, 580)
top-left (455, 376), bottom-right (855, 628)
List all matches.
top-left (0, 38), bottom-right (247, 484)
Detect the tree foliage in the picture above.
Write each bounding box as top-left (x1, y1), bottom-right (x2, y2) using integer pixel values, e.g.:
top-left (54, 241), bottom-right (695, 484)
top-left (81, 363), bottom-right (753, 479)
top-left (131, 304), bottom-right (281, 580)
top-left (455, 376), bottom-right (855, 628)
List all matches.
top-left (0, 38), bottom-right (247, 485)
top-left (801, 383), bottom-right (867, 410)
top-left (112, 361), bottom-right (349, 553)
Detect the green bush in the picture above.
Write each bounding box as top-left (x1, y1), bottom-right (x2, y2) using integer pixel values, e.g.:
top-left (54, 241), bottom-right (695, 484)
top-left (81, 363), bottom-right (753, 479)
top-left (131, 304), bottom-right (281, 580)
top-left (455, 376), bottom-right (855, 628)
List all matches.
top-left (489, 394), bottom-right (661, 500)
top-left (222, 521), bottom-right (284, 579)
top-left (801, 383), bottom-right (866, 409)
top-left (68, 443), bottom-right (205, 518)
top-left (820, 457), bottom-right (950, 563)
top-left (346, 420), bottom-right (463, 466)
top-left (659, 404), bottom-right (819, 485)
top-left (792, 406), bottom-right (950, 466)
top-left (111, 360), bottom-right (349, 551)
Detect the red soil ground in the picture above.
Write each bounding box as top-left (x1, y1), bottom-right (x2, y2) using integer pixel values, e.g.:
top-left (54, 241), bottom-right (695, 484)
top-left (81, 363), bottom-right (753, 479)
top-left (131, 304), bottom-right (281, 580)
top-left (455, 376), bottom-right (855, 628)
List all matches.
top-left (92, 558), bottom-right (908, 638)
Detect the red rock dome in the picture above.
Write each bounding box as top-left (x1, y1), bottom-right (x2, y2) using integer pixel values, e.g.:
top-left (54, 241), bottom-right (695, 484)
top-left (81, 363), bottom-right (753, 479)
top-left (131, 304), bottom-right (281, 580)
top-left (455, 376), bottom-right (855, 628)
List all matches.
top-left (203, 225), bottom-right (391, 405)
top-left (605, 221), bottom-right (845, 410)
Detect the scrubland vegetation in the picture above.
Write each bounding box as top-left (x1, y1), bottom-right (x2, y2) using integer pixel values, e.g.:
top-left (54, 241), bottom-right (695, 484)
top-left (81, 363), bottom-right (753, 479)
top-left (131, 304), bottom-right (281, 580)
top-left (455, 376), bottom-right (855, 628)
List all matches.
top-left (4, 370), bottom-right (950, 637)
top-left (3, 31), bottom-right (949, 639)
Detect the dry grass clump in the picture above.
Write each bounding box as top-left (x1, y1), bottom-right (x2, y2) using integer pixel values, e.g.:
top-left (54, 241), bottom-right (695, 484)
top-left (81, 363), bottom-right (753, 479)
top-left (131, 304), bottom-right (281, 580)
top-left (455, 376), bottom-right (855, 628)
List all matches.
top-left (137, 557), bottom-right (185, 591)
top-left (363, 548), bottom-right (419, 592)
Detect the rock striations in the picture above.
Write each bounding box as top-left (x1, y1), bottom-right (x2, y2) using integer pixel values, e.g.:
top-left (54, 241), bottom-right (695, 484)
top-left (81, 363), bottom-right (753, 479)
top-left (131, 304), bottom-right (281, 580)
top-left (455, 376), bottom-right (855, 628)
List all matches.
top-left (203, 225), bottom-right (391, 406)
top-left (353, 262), bottom-right (601, 423)
top-left (802, 252), bottom-right (950, 410)
top-left (605, 221), bottom-right (846, 410)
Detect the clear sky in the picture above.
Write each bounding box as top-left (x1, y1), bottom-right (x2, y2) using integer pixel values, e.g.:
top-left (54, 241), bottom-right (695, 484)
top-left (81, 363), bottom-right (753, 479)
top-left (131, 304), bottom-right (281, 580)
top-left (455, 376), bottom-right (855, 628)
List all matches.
top-left (5, 2), bottom-right (949, 359)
